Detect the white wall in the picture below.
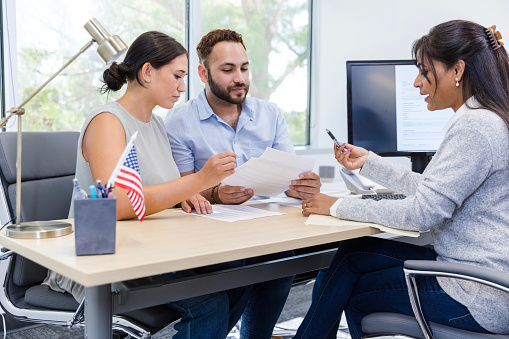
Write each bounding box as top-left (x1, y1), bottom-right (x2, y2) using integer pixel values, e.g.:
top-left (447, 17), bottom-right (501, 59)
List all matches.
top-left (313, 0), bottom-right (509, 148)
top-left (307, 0), bottom-right (509, 171)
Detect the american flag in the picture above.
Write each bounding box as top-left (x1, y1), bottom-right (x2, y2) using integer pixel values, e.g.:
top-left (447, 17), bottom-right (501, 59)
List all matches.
top-left (113, 145), bottom-right (146, 221)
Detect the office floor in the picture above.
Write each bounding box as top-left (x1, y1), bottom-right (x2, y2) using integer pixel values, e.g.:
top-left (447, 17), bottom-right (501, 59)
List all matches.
top-left (1, 280), bottom-right (403, 339)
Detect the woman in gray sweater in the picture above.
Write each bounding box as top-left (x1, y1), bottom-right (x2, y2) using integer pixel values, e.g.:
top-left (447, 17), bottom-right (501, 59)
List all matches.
top-left (294, 20), bottom-right (509, 338)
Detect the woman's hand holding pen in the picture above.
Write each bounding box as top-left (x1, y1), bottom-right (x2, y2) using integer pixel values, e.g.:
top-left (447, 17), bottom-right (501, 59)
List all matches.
top-left (198, 151), bottom-right (237, 187)
top-left (334, 143), bottom-right (369, 170)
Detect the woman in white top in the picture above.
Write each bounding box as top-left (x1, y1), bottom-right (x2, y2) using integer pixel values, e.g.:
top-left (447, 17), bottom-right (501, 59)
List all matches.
top-left (44, 31), bottom-right (238, 339)
top-left (89, 32), bottom-right (236, 218)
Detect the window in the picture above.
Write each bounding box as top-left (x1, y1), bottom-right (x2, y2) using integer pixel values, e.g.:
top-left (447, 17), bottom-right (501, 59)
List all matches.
top-left (5, 0), bottom-right (185, 131)
top-left (197, 0), bottom-right (311, 145)
top-left (2, 0), bottom-right (312, 145)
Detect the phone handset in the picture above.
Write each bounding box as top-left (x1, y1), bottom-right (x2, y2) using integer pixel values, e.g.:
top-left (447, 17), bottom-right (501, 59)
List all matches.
top-left (339, 167), bottom-right (376, 195)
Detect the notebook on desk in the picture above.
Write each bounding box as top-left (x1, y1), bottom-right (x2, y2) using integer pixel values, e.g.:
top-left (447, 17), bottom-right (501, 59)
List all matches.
top-left (305, 214), bottom-right (419, 237)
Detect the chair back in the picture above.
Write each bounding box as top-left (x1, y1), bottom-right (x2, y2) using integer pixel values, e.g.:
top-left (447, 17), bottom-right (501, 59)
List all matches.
top-left (0, 131), bottom-right (79, 300)
top-left (0, 131), bottom-right (79, 223)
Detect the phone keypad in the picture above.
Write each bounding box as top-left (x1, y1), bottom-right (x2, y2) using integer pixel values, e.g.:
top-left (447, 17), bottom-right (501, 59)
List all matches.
top-left (361, 193), bottom-right (407, 201)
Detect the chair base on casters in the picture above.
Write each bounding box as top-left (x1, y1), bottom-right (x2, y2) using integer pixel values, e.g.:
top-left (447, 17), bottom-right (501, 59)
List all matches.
top-left (362, 312), bottom-right (509, 339)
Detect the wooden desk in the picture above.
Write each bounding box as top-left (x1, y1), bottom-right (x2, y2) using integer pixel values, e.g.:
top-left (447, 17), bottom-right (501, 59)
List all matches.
top-left (0, 202), bottom-right (380, 338)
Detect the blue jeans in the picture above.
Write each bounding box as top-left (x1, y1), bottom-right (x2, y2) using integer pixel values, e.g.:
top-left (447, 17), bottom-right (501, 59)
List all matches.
top-left (163, 251), bottom-right (294, 339)
top-left (294, 237), bottom-right (490, 339)
top-left (237, 253), bottom-right (294, 339)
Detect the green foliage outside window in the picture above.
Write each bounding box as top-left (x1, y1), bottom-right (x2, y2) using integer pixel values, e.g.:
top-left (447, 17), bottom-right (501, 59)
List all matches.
top-left (12, 0), bottom-right (310, 145)
top-left (201, 0), bottom-right (310, 145)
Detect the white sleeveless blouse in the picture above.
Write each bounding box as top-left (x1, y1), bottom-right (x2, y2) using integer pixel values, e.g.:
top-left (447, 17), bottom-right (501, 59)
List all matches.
top-left (44, 102), bottom-right (180, 301)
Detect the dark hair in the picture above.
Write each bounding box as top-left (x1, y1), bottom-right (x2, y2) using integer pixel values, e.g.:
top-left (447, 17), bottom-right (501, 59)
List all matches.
top-left (101, 31), bottom-right (188, 93)
top-left (412, 20), bottom-right (509, 127)
top-left (196, 29), bottom-right (245, 68)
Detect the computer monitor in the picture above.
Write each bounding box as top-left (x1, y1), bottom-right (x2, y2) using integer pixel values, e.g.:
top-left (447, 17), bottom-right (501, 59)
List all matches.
top-left (346, 60), bottom-right (454, 173)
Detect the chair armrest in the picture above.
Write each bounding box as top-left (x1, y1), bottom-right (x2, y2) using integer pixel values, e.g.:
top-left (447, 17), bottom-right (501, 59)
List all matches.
top-left (404, 260), bottom-right (509, 293)
top-left (0, 250), bottom-right (13, 261)
top-left (403, 260), bottom-right (509, 338)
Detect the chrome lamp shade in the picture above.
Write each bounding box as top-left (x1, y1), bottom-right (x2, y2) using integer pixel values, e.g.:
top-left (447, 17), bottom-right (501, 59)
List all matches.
top-left (85, 18), bottom-right (127, 64)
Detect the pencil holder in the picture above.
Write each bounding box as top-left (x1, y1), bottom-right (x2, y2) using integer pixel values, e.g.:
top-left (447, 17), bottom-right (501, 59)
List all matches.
top-left (74, 198), bottom-right (116, 256)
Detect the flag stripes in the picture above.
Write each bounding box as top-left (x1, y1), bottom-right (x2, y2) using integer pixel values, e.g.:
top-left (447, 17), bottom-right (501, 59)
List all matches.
top-left (114, 146), bottom-right (145, 221)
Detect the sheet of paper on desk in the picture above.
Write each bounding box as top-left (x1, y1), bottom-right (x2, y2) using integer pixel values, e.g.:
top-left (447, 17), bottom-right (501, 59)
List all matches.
top-left (305, 214), bottom-right (419, 237)
top-left (178, 205), bottom-right (284, 222)
top-left (261, 197), bottom-right (303, 207)
top-left (221, 147), bottom-right (316, 197)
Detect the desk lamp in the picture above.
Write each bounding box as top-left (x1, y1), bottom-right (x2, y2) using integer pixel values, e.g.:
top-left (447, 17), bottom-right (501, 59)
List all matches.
top-left (0, 18), bottom-right (127, 239)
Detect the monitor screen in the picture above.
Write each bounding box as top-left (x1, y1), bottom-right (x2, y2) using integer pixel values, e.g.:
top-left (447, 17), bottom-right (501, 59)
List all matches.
top-left (346, 60), bottom-right (455, 172)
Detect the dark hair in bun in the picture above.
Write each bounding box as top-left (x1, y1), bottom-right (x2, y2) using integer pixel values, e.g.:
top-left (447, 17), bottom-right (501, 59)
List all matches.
top-left (101, 62), bottom-right (130, 93)
top-left (101, 31), bottom-right (188, 93)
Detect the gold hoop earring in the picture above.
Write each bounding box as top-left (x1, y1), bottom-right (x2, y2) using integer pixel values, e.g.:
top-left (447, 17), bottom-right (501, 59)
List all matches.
top-left (455, 78), bottom-right (459, 87)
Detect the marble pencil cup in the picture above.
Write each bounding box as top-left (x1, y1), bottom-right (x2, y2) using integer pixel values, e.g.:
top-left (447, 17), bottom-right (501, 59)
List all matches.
top-left (74, 197), bottom-right (116, 256)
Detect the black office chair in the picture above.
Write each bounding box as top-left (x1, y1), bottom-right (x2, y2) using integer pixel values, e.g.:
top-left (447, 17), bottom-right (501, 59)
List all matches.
top-left (361, 260), bottom-right (509, 339)
top-left (0, 131), bottom-right (179, 338)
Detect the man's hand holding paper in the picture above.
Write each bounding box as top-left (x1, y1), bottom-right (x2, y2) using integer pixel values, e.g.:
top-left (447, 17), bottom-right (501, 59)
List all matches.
top-left (217, 184), bottom-right (254, 205)
top-left (286, 171), bottom-right (321, 200)
top-left (220, 148), bottom-right (317, 199)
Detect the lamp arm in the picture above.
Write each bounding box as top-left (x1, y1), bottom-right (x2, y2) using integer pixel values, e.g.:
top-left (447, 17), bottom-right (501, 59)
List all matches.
top-left (0, 39), bottom-right (94, 129)
top-left (0, 39), bottom-right (94, 227)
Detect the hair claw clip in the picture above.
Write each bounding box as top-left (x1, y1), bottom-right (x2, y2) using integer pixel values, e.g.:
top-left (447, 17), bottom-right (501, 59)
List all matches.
top-left (486, 25), bottom-right (504, 51)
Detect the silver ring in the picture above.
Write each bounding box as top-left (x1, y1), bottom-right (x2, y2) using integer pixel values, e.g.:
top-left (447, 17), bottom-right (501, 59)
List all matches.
top-left (304, 203), bottom-right (308, 208)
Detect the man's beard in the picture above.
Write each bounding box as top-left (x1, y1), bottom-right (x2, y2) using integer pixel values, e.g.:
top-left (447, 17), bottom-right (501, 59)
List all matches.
top-left (208, 69), bottom-right (249, 104)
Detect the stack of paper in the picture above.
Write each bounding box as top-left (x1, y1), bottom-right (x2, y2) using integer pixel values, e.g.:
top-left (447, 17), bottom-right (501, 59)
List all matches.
top-left (221, 147), bottom-right (316, 197)
top-left (178, 205), bottom-right (284, 222)
top-left (260, 197), bottom-right (303, 207)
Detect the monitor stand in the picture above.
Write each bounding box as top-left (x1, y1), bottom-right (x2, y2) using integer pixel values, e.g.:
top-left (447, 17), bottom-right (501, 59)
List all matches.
top-left (411, 155), bottom-right (433, 174)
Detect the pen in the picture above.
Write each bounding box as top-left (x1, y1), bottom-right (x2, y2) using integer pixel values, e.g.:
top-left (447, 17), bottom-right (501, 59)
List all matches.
top-left (72, 178), bottom-right (88, 200)
top-left (96, 179), bottom-right (105, 198)
top-left (326, 129), bottom-right (341, 148)
top-left (326, 129), bottom-right (350, 153)
top-left (89, 185), bottom-right (98, 199)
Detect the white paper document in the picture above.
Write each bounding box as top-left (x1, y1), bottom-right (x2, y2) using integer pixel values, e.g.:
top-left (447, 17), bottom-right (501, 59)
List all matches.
top-left (260, 197), bottom-right (304, 207)
top-left (178, 205), bottom-right (283, 222)
top-left (305, 214), bottom-right (419, 237)
top-left (221, 148), bottom-right (316, 197)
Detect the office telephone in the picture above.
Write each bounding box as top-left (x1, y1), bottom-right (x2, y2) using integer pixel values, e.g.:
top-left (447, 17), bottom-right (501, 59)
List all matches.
top-left (339, 167), bottom-right (375, 194)
top-left (339, 167), bottom-right (397, 195)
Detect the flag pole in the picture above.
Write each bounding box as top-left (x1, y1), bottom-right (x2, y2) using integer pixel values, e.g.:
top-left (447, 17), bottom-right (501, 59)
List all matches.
top-left (106, 131), bottom-right (138, 188)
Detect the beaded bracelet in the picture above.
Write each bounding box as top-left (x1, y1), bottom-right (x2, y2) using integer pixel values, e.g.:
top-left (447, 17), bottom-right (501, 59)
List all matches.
top-left (210, 185), bottom-right (218, 204)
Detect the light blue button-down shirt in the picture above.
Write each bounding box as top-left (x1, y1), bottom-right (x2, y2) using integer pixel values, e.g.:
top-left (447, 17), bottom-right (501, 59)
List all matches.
top-left (165, 90), bottom-right (294, 173)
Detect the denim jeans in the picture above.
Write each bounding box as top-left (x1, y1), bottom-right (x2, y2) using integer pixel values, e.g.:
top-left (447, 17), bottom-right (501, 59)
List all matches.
top-left (311, 270), bottom-right (338, 339)
top-left (165, 287), bottom-right (230, 339)
top-left (237, 253), bottom-right (294, 339)
top-left (162, 251), bottom-right (294, 339)
top-left (294, 237), bottom-right (490, 339)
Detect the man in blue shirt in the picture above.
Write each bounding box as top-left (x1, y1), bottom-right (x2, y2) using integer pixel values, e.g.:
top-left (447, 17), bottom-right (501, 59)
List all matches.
top-left (165, 29), bottom-right (321, 209)
top-left (165, 29), bottom-right (321, 339)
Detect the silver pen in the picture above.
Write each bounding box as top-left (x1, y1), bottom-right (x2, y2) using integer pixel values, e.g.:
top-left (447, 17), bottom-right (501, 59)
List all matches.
top-left (326, 129), bottom-right (341, 148)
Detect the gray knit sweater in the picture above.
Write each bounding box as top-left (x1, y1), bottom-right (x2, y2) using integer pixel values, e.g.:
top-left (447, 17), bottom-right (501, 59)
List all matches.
top-left (335, 98), bottom-right (509, 333)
